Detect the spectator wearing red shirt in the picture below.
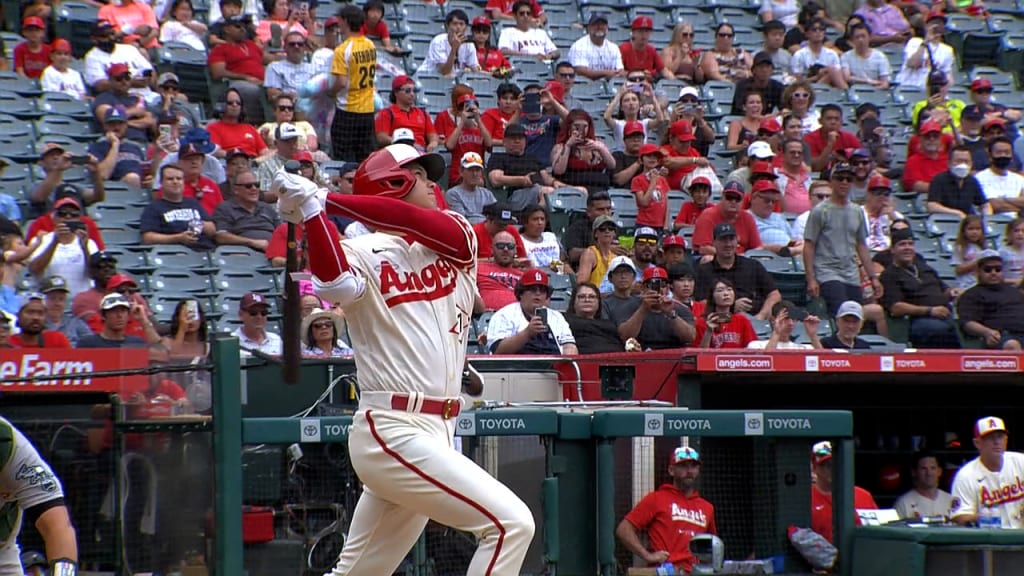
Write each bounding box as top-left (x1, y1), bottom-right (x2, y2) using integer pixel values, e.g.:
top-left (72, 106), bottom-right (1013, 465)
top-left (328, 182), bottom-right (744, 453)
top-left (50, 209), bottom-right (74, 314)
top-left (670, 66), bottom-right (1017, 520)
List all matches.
top-left (471, 17), bottom-right (511, 73)
top-left (692, 187), bottom-right (763, 257)
top-left (436, 89), bottom-right (492, 185)
top-left (14, 17), bottom-right (51, 79)
top-left (175, 141), bottom-right (224, 215)
top-left (477, 231), bottom-right (524, 310)
top-left (82, 273), bottom-right (159, 343)
top-left (26, 181), bottom-right (106, 249)
top-left (72, 251), bottom-right (119, 318)
top-left (631, 144), bottom-right (671, 232)
top-left (206, 87), bottom-right (269, 158)
top-left (485, 0), bottom-right (545, 24)
top-left (375, 75), bottom-right (439, 150)
top-left (474, 203), bottom-right (527, 259)
top-left (208, 15), bottom-right (266, 124)
top-left (673, 176), bottom-right (713, 230)
top-left (482, 82), bottom-right (522, 145)
top-left (804, 104), bottom-right (863, 172)
top-left (810, 441), bottom-right (878, 544)
top-left (619, 17), bottom-right (669, 80)
top-left (661, 120), bottom-right (708, 190)
top-left (9, 293), bottom-right (72, 348)
top-left (361, 0), bottom-right (402, 55)
top-left (903, 121), bottom-right (950, 194)
top-left (694, 278), bottom-right (757, 348)
top-left (618, 446), bottom-right (716, 574)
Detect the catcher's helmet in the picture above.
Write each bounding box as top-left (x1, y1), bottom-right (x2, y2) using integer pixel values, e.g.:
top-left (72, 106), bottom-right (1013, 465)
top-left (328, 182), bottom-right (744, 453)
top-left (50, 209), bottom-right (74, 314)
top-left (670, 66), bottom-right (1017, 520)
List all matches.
top-left (353, 144), bottom-right (445, 199)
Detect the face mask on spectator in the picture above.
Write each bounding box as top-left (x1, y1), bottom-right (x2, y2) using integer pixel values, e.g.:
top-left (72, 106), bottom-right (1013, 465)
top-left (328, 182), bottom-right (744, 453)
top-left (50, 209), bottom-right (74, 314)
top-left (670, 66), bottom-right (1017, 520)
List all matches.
top-left (950, 164), bottom-right (970, 179)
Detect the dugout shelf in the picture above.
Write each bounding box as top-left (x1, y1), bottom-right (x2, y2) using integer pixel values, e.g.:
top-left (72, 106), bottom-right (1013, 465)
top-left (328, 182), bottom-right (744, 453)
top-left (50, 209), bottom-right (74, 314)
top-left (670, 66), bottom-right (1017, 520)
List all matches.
top-left (852, 525), bottom-right (1024, 576)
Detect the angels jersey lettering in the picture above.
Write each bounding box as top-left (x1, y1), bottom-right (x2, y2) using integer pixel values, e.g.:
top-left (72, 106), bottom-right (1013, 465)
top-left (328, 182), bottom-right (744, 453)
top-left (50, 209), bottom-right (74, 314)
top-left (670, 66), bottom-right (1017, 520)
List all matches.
top-left (951, 452), bottom-right (1024, 528)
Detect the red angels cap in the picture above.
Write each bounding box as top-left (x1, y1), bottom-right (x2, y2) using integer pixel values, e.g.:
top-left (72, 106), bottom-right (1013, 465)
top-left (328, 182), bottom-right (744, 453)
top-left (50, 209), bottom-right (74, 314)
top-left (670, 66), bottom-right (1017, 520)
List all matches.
top-left (975, 416), bottom-right (1007, 438)
top-left (51, 39), bottom-right (72, 53)
top-left (670, 120), bottom-right (695, 141)
top-left (662, 235), bottom-right (686, 249)
top-left (638, 143), bottom-right (664, 157)
top-left (53, 196), bottom-right (82, 210)
top-left (983, 117), bottom-right (1007, 131)
top-left (811, 441), bottom-right (833, 464)
top-left (22, 16), bottom-right (45, 29)
top-left (623, 120), bottom-right (644, 137)
top-left (324, 16), bottom-right (341, 28)
top-left (292, 150), bottom-right (315, 163)
top-left (240, 292), bottom-right (270, 311)
top-left (868, 174), bottom-right (892, 190)
top-left (519, 269), bottom-right (550, 290)
top-left (106, 273), bottom-right (138, 290)
top-left (690, 176), bottom-right (711, 188)
top-left (926, 8), bottom-right (946, 21)
top-left (672, 446), bottom-right (701, 464)
top-left (544, 80), bottom-right (565, 104)
top-left (642, 266), bottom-right (668, 282)
top-left (107, 63), bottom-right (131, 78)
top-left (457, 93), bottom-right (477, 106)
top-left (472, 16), bottom-right (492, 28)
top-left (919, 121), bottom-right (943, 135)
top-left (391, 75), bottom-right (415, 92)
top-left (751, 160), bottom-right (775, 175)
top-left (631, 16), bottom-right (654, 30)
top-left (758, 117), bottom-right (781, 133)
top-left (970, 78), bottom-right (994, 92)
top-left (752, 179), bottom-right (781, 194)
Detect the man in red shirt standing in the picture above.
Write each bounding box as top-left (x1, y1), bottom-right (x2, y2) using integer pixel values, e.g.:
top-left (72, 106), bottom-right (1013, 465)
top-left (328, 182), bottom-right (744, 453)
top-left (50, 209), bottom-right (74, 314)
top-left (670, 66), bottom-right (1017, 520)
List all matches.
top-left (617, 446), bottom-right (716, 574)
top-left (810, 441), bottom-right (878, 544)
top-left (619, 17), bottom-right (671, 80)
top-left (903, 121), bottom-right (950, 194)
top-left (208, 15), bottom-right (266, 124)
top-left (804, 104), bottom-right (862, 172)
top-left (9, 293), bottom-right (73, 348)
top-left (661, 120), bottom-right (708, 191)
top-left (375, 75), bottom-right (439, 150)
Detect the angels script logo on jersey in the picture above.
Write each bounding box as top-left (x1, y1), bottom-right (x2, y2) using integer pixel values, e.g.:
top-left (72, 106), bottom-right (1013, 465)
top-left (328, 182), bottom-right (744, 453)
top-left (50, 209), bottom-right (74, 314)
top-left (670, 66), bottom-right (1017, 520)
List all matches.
top-left (671, 503), bottom-right (708, 527)
top-left (379, 258), bottom-right (459, 308)
top-left (980, 476), bottom-right (1024, 508)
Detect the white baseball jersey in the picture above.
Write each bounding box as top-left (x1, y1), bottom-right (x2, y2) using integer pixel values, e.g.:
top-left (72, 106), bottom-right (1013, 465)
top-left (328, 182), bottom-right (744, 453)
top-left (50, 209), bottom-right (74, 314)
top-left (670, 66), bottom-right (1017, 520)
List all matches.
top-left (341, 213), bottom-right (477, 398)
top-left (893, 489), bottom-right (954, 519)
top-left (950, 451), bottom-right (1024, 528)
top-left (0, 417), bottom-right (65, 576)
top-left (486, 302), bottom-right (575, 353)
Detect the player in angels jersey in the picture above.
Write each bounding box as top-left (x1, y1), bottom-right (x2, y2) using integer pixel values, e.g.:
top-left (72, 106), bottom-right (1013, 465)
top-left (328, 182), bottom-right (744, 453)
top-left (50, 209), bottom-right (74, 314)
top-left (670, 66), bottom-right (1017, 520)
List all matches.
top-left (951, 416), bottom-right (1024, 528)
top-left (617, 446), bottom-right (716, 574)
top-left (273, 144), bottom-right (534, 576)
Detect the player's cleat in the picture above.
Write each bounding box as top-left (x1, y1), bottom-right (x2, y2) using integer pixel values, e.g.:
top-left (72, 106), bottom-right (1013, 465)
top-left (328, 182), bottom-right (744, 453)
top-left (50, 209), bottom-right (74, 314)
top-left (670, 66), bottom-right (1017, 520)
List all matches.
top-left (274, 169), bottom-right (324, 224)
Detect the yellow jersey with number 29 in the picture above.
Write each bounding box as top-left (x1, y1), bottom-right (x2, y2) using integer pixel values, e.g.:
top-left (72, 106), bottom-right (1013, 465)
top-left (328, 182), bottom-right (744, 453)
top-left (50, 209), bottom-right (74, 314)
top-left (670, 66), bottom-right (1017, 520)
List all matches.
top-left (331, 35), bottom-right (377, 114)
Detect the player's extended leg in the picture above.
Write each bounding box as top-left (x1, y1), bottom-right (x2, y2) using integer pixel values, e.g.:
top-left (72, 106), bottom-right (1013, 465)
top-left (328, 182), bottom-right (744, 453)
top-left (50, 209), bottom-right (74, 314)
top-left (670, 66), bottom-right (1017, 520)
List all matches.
top-left (327, 489), bottom-right (429, 576)
top-left (349, 410), bottom-right (535, 576)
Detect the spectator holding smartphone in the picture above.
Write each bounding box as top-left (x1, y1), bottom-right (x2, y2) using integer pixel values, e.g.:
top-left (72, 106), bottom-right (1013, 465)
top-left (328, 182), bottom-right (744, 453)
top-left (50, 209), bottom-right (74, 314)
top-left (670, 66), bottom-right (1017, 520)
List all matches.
top-left (695, 278), bottom-right (757, 349)
top-left (487, 269), bottom-right (578, 355)
top-left (28, 197), bottom-right (99, 297)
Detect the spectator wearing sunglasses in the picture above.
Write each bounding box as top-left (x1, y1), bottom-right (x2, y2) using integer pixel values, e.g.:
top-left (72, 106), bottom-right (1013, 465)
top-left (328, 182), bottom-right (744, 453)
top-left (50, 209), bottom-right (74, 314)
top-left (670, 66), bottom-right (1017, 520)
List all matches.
top-left (957, 250), bottom-right (1024, 350)
top-left (803, 163), bottom-right (880, 317)
top-left (477, 230), bottom-right (524, 311)
top-left (213, 170), bottom-right (279, 252)
top-left (92, 63), bottom-right (156, 146)
top-left (82, 273), bottom-right (161, 344)
top-left (375, 76), bottom-right (439, 150)
top-left (28, 197), bottom-right (100, 298)
top-left (151, 72), bottom-right (201, 131)
top-left (77, 293), bottom-right (155, 350)
top-left (234, 292), bottom-right (282, 357)
top-left (264, 30), bottom-right (316, 101)
top-left (497, 0), bottom-right (559, 60)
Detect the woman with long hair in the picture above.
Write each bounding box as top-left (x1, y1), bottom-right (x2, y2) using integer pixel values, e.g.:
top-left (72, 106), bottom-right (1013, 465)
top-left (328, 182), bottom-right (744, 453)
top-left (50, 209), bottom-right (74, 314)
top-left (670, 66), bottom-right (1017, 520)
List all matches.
top-left (159, 0), bottom-right (208, 50)
top-left (519, 204), bottom-right (568, 271)
top-left (301, 308), bottom-right (353, 357)
top-left (162, 299), bottom-right (210, 359)
top-left (259, 93), bottom-right (321, 152)
top-left (695, 279), bottom-right (757, 349)
top-left (256, 0), bottom-right (308, 48)
top-left (551, 109), bottom-right (615, 193)
top-left (435, 84), bottom-right (492, 185)
top-left (727, 91), bottom-right (764, 150)
top-left (781, 80), bottom-right (820, 134)
top-left (699, 23), bottom-right (753, 83)
top-left (575, 216), bottom-right (618, 290)
top-left (564, 282), bottom-right (623, 354)
top-left (661, 21), bottom-right (702, 85)
top-left (471, 16), bottom-right (510, 74)
top-left (603, 80), bottom-right (666, 150)
top-left (206, 88), bottom-right (270, 159)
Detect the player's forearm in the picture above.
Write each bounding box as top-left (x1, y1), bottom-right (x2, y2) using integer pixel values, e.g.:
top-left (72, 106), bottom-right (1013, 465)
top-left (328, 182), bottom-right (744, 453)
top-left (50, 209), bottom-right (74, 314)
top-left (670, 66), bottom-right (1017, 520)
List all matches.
top-left (324, 193), bottom-right (474, 265)
top-left (615, 520), bottom-right (651, 560)
top-left (36, 506), bottom-right (77, 563)
top-left (303, 212), bottom-right (347, 282)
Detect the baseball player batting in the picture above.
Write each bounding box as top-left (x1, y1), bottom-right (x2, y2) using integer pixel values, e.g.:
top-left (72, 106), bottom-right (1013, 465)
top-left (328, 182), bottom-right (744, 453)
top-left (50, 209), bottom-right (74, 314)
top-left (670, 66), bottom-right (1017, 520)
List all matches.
top-left (0, 416), bottom-right (78, 576)
top-left (274, 144), bottom-right (535, 576)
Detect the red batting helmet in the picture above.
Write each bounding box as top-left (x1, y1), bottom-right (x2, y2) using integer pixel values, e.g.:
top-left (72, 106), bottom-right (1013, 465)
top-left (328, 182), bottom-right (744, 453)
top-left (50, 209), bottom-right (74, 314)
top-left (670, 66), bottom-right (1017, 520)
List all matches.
top-left (353, 144), bottom-right (446, 199)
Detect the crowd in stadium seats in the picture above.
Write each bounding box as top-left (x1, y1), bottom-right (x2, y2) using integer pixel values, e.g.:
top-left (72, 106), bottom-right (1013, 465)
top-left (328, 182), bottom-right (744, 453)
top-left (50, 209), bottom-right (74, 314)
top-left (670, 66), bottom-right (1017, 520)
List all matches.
top-left (0, 0), bottom-right (1023, 356)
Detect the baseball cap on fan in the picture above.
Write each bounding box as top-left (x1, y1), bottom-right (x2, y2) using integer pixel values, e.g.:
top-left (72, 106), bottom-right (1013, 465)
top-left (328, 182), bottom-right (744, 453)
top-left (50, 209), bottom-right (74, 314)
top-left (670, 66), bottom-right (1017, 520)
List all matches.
top-left (100, 293), bottom-right (132, 311)
top-left (811, 441), bottom-right (833, 465)
top-left (975, 416), bottom-right (1007, 438)
top-left (392, 128), bottom-right (416, 146)
top-left (672, 446), bottom-right (701, 464)
top-left (239, 292), bottom-right (270, 312)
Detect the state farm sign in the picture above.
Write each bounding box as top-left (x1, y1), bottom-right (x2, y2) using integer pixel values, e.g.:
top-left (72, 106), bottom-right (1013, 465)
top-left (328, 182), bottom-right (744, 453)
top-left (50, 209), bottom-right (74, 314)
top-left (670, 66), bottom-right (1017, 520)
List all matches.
top-left (0, 350), bottom-right (148, 393)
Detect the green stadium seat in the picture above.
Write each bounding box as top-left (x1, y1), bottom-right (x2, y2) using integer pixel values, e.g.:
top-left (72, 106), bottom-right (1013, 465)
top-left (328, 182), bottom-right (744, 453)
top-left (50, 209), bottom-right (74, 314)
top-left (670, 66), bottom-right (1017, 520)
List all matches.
top-left (148, 247), bottom-right (213, 272)
top-left (0, 73), bottom-right (41, 98)
top-left (55, 2), bottom-right (100, 58)
top-left (35, 116), bottom-right (101, 143)
top-left (38, 93), bottom-right (95, 122)
top-left (99, 229), bottom-right (143, 247)
top-left (212, 270), bottom-right (277, 295)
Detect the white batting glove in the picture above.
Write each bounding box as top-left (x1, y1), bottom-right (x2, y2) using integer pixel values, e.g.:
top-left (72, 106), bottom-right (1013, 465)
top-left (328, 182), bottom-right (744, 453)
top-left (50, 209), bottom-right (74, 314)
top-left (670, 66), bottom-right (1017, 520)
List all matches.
top-left (273, 169), bottom-right (325, 224)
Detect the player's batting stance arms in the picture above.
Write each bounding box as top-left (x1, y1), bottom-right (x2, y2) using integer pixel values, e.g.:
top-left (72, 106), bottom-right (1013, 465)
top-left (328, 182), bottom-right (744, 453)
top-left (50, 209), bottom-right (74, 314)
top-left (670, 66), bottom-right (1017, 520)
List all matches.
top-left (0, 417), bottom-right (78, 576)
top-left (274, 144), bottom-right (535, 576)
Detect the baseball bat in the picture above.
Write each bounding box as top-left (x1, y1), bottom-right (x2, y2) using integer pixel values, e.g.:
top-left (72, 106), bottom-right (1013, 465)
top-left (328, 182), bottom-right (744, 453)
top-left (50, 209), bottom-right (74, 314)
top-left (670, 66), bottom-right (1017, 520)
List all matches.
top-left (282, 160), bottom-right (303, 385)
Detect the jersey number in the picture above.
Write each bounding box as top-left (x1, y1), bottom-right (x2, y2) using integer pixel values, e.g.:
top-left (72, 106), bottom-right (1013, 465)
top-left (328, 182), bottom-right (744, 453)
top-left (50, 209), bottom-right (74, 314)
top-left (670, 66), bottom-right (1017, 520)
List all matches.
top-left (356, 65), bottom-right (375, 90)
